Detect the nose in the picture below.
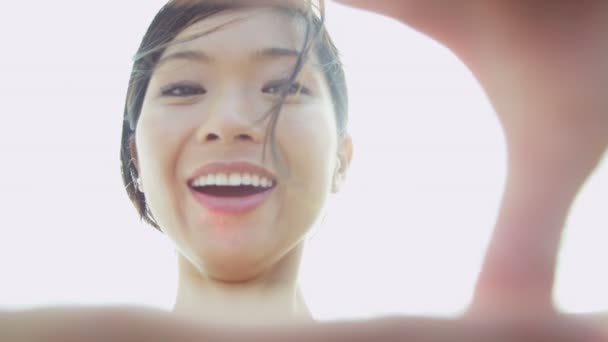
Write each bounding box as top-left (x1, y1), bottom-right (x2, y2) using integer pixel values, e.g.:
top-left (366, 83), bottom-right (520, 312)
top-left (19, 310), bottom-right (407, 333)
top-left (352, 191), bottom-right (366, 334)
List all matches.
top-left (194, 91), bottom-right (265, 144)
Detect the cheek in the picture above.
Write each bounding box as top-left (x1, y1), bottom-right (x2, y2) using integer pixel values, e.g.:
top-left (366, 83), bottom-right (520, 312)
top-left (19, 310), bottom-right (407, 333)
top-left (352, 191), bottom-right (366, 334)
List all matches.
top-left (136, 111), bottom-right (182, 178)
top-left (137, 101), bottom-right (205, 175)
top-left (135, 109), bottom-right (193, 228)
top-left (273, 108), bottom-right (337, 243)
top-left (277, 106), bottom-right (337, 194)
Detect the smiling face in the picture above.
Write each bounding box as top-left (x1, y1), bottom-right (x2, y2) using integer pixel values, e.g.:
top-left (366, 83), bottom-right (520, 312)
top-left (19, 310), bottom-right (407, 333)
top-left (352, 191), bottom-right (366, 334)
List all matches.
top-left (133, 7), bottom-right (351, 281)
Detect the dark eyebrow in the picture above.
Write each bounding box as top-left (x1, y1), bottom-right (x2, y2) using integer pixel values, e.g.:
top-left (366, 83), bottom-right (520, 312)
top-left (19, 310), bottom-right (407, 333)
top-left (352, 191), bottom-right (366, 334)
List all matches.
top-left (157, 50), bottom-right (212, 68)
top-left (156, 47), bottom-right (301, 68)
top-left (252, 47), bottom-right (301, 60)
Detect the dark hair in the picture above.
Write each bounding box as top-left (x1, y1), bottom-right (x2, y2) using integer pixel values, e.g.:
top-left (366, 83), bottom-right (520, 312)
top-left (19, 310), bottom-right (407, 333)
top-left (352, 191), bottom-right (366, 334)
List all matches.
top-left (120, 0), bottom-right (348, 231)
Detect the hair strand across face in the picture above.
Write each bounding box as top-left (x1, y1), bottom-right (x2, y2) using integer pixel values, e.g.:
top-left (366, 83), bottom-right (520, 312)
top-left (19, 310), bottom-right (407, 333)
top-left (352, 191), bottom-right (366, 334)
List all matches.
top-left (120, 0), bottom-right (347, 230)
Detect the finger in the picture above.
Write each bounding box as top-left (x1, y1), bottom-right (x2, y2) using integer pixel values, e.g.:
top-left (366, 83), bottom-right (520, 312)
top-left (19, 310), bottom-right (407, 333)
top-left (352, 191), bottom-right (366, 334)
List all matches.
top-left (575, 312), bottom-right (608, 339)
top-left (331, 0), bottom-right (437, 17)
top-left (464, 0), bottom-right (608, 315)
top-left (257, 316), bottom-right (606, 342)
top-left (471, 140), bottom-right (605, 314)
top-left (471, 175), bottom-right (569, 313)
top-left (330, 0), bottom-right (468, 34)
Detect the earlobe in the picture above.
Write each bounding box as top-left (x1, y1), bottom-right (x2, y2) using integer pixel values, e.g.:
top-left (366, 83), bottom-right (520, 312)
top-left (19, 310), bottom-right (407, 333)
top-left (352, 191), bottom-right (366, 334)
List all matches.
top-left (129, 136), bottom-right (140, 173)
top-left (135, 178), bottom-right (145, 193)
top-left (129, 136), bottom-right (144, 192)
top-left (332, 160), bottom-right (343, 193)
top-left (332, 134), bottom-right (353, 193)
top-left (332, 171), bottom-right (343, 193)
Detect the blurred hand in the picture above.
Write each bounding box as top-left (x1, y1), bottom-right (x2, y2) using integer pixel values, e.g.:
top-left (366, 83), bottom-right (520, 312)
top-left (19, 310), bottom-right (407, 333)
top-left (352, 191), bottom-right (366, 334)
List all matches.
top-left (333, 0), bottom-right (608, 340)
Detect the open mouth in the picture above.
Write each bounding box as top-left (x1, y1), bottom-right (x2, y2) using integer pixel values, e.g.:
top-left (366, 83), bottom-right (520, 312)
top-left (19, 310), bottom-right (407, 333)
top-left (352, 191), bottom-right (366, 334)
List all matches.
top-left (189, 173), bottom-right (277, 198)
top-left (192, 184), bottom-right (274, 197)
top-left (187, 163), bottom-right (279, 214)
top-left (188, 174), bottom-right (277, 214)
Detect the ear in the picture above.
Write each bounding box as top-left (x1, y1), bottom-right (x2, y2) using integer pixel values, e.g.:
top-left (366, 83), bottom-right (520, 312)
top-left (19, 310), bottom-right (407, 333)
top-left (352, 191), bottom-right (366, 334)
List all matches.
top-left (332, 134), bottom-right (353, 193)
top-left (128, 136), bottom-right (143, 192)
top-left (129, 136), bottom-right (140, 174)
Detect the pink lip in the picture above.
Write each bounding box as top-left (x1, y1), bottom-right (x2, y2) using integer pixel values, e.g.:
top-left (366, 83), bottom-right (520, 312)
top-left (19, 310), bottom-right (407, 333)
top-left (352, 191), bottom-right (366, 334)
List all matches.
top-left (187, 161), bottom-right (278, 215)
top-left (190, 188), bottom-right (274, 215)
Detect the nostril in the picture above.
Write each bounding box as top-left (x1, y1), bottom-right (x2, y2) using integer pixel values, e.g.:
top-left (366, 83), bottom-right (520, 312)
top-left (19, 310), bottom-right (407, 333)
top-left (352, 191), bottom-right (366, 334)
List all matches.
top-left (202, 133), bottom-right (254, 142)
top-left (206, 133), bottom-right (220, 141)
top-left (235, 134), bottom-right (253, 141)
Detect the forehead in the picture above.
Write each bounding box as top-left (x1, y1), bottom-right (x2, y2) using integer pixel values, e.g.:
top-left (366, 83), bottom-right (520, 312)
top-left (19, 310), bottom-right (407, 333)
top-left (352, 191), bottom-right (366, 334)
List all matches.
top-left (163, 8), bottom-right (307, 59)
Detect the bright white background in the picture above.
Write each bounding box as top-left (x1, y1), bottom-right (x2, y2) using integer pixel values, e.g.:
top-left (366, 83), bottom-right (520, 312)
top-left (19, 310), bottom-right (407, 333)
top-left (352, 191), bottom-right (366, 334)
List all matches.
top-left (0, 1), bottom-right (606, 321)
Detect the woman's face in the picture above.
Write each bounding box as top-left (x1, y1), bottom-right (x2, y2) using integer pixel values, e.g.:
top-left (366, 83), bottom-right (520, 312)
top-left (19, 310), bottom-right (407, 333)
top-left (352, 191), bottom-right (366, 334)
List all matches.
top-left (135, 8), bottom-right (350, 281)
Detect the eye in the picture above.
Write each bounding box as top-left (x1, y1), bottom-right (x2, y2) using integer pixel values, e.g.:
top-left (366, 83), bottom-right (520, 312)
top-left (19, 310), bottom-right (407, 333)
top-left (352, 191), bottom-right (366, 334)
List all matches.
top-left (160, 83), bottom-right (206, 97)
top-left (262, 80), bottom-right (310, 96)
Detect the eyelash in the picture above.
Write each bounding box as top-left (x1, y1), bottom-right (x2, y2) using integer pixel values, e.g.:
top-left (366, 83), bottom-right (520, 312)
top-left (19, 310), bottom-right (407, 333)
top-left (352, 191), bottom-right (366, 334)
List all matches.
top-left (262, 80), bottom-right (311, 96)
top-left (159, 80), bottom-right (311, 98)
top-left (160, 83), bottom-right (206, 97)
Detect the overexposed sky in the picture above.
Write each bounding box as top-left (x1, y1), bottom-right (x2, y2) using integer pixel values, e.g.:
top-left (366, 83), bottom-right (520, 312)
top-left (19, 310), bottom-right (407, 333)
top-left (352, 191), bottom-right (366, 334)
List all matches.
top-left (0, 1), bottom-right (606, 321)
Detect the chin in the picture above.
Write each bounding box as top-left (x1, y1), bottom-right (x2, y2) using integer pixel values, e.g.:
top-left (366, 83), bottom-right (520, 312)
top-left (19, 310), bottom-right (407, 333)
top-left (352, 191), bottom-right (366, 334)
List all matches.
top-left (204, 259), bottom-right (271, 283)
top-left (187, 247), bottom-right (275, 282)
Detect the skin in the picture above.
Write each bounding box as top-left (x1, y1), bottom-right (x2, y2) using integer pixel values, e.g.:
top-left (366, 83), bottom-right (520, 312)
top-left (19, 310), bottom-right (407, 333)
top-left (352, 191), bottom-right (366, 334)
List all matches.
top-left (133, 8), bottom-right (352, 325)
top-left (336, 0), bottom-right (606, 311)
top-left (334, 0), bottom-right (608, 334)
top-left (1, 0), bottom-right (606, 340)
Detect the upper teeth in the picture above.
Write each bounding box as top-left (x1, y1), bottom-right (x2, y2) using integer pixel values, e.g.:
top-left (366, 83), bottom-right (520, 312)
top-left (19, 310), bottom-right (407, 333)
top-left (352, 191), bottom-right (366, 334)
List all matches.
top-left (192, 173), bottom-right (274, 188)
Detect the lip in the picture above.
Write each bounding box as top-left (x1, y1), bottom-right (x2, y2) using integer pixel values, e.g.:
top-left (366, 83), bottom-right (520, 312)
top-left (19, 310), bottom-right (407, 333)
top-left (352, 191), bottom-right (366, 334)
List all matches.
top-left (187, 161), bottom-right (278, 215)
top-left (190, 188), bottom-right (275, 215)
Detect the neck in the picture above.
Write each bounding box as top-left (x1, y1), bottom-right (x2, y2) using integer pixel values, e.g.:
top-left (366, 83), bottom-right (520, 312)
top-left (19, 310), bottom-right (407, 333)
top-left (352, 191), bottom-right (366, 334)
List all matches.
top-left (172, 243), bottom-right (313, 326)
